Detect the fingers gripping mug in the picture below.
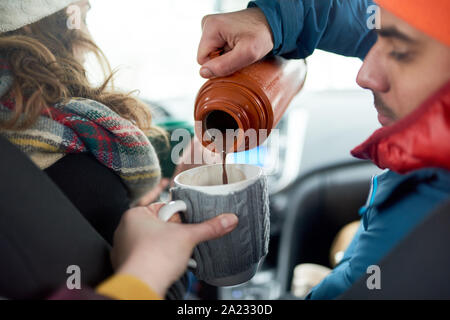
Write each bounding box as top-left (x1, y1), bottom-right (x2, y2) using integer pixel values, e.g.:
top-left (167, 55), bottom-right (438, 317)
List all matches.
top-left (159, 164), bottom-right (270, 287)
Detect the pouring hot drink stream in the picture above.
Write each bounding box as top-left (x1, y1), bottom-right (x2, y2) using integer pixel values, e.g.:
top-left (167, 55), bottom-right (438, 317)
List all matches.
top-left (222, 150), bottom-right (228, 185)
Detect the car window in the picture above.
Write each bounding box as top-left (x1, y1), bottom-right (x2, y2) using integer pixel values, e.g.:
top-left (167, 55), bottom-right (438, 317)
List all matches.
top-left (87, 0), bottom-right (362, 106)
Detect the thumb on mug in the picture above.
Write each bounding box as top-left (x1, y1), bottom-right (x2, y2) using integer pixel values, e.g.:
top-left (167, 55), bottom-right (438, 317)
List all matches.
top-left (188, 214), bottom-right (238, 244)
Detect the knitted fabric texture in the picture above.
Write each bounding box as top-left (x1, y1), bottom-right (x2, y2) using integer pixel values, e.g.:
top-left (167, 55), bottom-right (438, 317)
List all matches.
top-left (376, 0), bottom-right (450, 47)
top-left (0, 0), bottom-right (77, 33)
top-left (171, 176), bottom-right (270, 282)
top-left (0, 62), bottom-right (161, 201)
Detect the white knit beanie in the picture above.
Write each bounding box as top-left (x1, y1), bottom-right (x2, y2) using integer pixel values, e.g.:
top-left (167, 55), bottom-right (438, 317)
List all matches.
top-left (0, 0), bottom-right (78, 33)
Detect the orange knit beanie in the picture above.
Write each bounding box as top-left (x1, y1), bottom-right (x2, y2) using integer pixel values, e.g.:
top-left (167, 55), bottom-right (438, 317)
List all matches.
top-left (376, 0), bottom-right (450, 47)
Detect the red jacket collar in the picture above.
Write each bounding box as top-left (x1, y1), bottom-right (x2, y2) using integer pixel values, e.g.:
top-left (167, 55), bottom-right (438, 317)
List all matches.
top-left (351, 81), bottom-right (450, 173)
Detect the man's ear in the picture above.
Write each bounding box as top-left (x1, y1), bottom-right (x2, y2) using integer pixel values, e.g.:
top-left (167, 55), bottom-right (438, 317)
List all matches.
top-left (22, 26), bottom-right (32, 34)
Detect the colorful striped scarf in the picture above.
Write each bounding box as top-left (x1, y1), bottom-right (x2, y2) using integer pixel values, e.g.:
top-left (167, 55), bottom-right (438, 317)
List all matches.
top-left (0, 64), bottom-right (161, 201)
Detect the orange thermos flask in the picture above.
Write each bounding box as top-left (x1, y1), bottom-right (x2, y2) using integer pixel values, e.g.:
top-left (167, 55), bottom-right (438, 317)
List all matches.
top-left (194, 57), bottom-right (307, 153)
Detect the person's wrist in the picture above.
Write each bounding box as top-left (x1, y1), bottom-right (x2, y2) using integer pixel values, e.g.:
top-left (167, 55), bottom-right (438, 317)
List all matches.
top-left (116, 257), bottom-right (171, 298)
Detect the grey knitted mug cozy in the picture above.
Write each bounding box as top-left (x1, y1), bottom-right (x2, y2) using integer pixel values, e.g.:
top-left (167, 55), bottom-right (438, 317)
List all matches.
top-left (171, 175), bottom-right (270, 284)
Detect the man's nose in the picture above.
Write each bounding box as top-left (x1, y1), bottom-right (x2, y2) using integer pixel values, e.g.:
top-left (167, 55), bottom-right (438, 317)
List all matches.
top-left (356, 45), bottom-right (390, 93)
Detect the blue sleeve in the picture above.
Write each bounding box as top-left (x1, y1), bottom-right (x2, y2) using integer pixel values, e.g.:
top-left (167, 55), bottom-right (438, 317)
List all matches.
top-left (248, 0), bottom-right (378, 60)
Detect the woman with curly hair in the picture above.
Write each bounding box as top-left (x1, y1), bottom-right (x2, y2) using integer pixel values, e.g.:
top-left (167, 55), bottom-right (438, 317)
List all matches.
top-left (0, 0), bottom-right (167, 244)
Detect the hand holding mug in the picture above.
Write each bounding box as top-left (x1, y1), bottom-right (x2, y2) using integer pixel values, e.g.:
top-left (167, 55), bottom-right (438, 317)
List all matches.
top-left (111, 203), bottom-right (238, 297)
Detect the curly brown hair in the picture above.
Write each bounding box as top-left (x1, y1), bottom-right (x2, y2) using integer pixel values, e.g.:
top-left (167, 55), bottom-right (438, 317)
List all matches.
top-left (0, 7), bottom-right (160, 136)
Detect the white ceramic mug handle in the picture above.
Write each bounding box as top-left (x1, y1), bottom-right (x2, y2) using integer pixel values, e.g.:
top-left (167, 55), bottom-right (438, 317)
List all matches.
top-left (158, 200), bottom-right (197, 269)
